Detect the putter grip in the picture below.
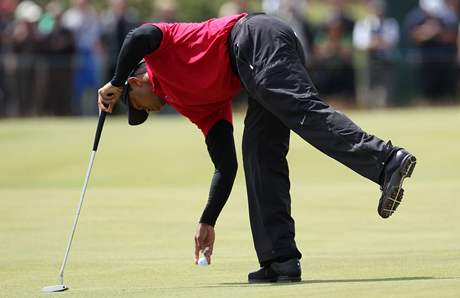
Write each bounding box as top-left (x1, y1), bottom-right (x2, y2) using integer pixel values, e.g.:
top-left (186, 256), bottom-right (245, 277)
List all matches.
top-left (93, 111), bottom-right (107, 151)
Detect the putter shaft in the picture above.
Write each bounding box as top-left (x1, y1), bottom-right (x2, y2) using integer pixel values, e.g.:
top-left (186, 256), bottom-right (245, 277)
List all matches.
top-left (59, 150), bottom-right (97, 284)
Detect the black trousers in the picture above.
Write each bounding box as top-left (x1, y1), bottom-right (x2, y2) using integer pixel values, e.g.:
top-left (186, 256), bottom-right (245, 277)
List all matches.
top-left (229, 14), bottom-right (395, 265)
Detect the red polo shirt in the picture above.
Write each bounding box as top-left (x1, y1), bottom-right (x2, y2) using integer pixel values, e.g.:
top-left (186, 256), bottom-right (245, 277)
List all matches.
top-left (143, 13), bottom-right (246, 135)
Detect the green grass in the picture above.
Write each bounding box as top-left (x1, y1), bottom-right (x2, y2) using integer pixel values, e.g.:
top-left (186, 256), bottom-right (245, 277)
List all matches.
top-left (1, 107), bottom-right (459, 297)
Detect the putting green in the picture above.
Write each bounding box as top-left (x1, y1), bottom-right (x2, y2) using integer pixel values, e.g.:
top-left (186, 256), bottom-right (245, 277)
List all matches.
top-left (1, 107), bottom-right (459, 297)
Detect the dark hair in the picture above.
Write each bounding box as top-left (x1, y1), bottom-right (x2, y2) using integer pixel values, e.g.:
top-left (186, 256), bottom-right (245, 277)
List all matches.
top-left (122, 59), bottom-right (147, 105)
top-left (131, 60), bottom-right (147, 77)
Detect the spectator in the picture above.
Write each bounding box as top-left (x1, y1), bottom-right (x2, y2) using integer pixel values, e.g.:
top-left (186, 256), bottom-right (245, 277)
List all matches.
top-left (0, 0), bottom-right (18, 116)
top-left (153, 0), bottom-right (178, 23)
top-left (101, 0), bottom-right (139, 82)
top-left (219, 0), bottom-right (250, 17)
top-left (443, 0), bottom-right (459, 23)
top-left (311, 15), bottom-right (355, 99)
top-left (444, 0), bottom-right (460, 95)
top-left (329, 0), bottom-right (355, 37)
top-left (38, 1), bottom-right (76, 116)
top-left (353, 0), bottom-right (400, 107)
top-left (262, 0), bottom-right (280, 14)
top-left (63, 0), bottom-right (102, 115)
top-left (262, 0), bottom-right (315, 62)
top-left (10, 0), bottom-right (41, 116)
top-left (405, 0), bottom-right (458, 101)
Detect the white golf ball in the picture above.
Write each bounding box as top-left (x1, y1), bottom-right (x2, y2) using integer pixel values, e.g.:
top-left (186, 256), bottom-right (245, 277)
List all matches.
top-left (197, 256), bottom-right (208, 266)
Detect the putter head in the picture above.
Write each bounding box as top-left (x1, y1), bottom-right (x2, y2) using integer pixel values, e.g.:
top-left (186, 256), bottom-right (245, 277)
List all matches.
top-left (42, 284), bottom-right (68, 293)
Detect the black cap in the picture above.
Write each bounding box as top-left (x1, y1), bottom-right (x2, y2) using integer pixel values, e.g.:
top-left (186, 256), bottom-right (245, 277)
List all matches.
top-left (121, 60), bottom-right (149, 126)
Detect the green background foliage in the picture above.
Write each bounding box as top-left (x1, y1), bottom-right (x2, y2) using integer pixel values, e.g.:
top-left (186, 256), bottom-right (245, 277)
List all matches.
top-left (29, 1), bottom-right (418, 25)
top-left (32, 0), bottom-right (261, 21)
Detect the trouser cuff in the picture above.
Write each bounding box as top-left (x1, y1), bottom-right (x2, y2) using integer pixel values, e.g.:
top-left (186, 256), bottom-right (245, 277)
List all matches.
top-left (259, 247), bottom-right (302, 267)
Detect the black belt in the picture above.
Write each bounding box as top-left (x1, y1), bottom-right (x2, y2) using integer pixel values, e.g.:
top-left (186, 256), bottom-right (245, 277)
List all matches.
top-left (228, 13), bottom-right (265, 75)
top-left (234, 12), bottom-right (265, 30)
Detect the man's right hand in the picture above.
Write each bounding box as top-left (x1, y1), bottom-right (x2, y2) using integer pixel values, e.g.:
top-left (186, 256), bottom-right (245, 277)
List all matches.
top-left (98, 82), bottom-right (123, 113)
top-left (194, 223), bottom-right (215, 265)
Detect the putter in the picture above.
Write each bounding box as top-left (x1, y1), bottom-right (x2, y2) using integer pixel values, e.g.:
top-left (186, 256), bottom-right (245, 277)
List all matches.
top-left (42, 111), bottom-right (107, 293)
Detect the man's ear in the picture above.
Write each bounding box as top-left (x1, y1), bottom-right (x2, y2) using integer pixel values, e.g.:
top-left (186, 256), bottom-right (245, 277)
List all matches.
top-left (127, 77), bottom-right (142, 87)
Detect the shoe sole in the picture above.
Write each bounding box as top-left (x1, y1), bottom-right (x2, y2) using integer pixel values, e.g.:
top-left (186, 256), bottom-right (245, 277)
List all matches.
top-left (378, 153), bottom-right (417, 218)
top-left (248, 276), bottom-right (302, 283)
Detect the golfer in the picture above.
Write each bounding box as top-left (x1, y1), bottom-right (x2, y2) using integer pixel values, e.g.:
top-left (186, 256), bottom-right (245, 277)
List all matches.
top-left (98, 13), bottom-right (416, 283)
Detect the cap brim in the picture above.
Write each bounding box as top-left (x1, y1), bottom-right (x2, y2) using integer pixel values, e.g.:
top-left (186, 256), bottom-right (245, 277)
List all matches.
top-left (121, 59), bottom-right (149, 126)
top-left (122, 80), bottom-right (149, 126)
top-left (128, 104), bottom-right (149, 125)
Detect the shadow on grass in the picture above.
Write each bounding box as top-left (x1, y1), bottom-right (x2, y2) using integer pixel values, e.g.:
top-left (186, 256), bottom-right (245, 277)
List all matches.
top-left (92, 276), bottom-right (459, 292)
top-left (212, 276), bottom-right (459, 288)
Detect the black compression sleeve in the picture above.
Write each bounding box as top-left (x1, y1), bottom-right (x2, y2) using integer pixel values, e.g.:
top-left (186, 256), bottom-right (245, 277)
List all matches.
top-left (110, 24), bottom-right (163, 87)
top-left (200, 120), bottom-right (238, 226)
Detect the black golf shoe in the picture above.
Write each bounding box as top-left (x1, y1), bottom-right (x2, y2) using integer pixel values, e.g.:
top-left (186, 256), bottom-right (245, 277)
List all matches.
top-left (378, 148), bottom-right (417, 218)
top-left (248, 258), bottom-right (301, 283)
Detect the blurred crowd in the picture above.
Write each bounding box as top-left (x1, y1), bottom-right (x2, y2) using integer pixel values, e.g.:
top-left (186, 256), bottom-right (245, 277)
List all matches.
top-left (0, 0), bottom-right (459, 117)
top-left (225, 0), bottom-right (459, 107)
top-left (0, 0), bottom-right (140, 116)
